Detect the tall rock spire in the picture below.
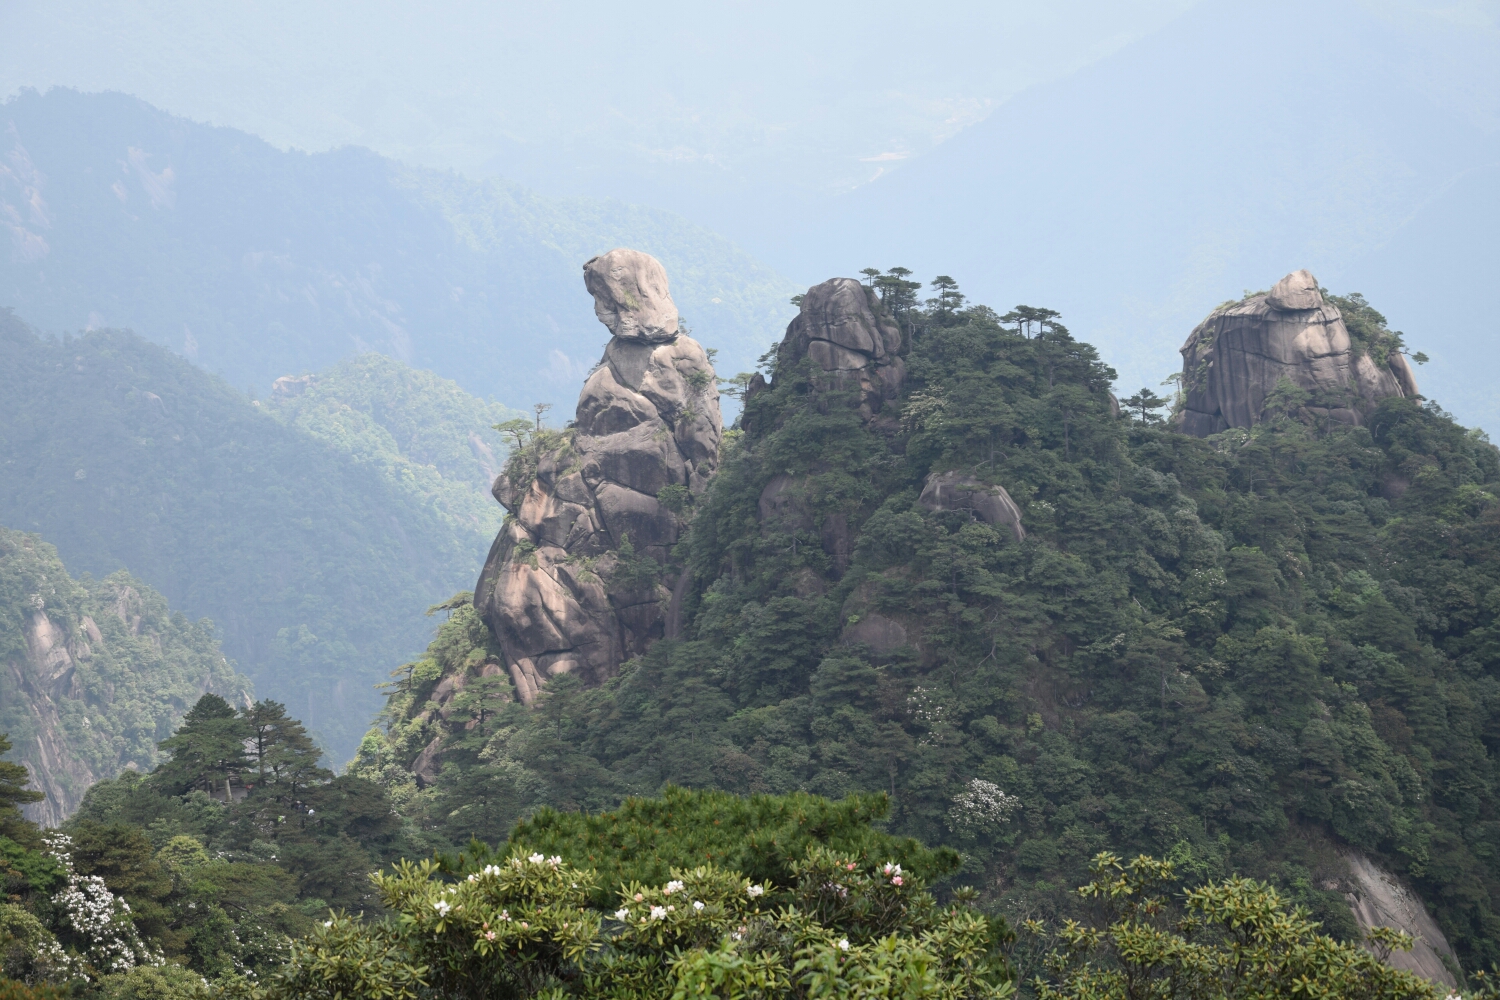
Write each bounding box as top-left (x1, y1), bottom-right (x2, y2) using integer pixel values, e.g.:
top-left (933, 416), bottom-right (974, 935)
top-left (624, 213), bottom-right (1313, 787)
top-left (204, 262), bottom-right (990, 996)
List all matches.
top-left (474, 249), bottom-right (722, 704)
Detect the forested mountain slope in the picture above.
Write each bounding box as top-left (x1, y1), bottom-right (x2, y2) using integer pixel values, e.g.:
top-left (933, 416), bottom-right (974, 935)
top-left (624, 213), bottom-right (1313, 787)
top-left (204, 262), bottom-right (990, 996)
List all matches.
top-left (0, 88), bottom-right (797, 403)
top-left (0, 310), bottom-right (510, 762)
top-left (264, 352), bottom-right (525, 543)
top-left (355, 279), bottom-right (1500, 973)
top-left (0, 527), bottom-right (250, 826)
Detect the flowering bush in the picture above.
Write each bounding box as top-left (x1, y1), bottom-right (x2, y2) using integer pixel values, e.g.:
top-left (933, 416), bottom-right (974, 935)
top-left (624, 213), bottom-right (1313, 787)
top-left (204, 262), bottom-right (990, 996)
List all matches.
top-left (259, 845), bottom-right (1015, 1000)
top-left (947, 780), bottom-right (1020, 836)
top-left (40, 834), bottom-right (160, 980)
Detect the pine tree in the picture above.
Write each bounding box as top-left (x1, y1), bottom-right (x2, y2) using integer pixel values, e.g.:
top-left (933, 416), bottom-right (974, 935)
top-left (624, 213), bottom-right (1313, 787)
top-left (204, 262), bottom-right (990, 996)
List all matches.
top-left (150, 694), bottom-right (252, 796)
top-left (1121, 386), bottom-right (1169, 424)
top-left (0, 732), bottom-right (43, 841)
top-left (244, 700), bottom-right (331, 798)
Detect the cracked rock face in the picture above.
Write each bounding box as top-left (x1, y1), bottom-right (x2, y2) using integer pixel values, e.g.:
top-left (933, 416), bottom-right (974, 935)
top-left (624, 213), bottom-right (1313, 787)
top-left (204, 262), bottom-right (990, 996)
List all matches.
top-left (1176, 270), bottom-right (1418, 437)
top-left (781, 277), bottom-right (905, 423)
top-left (474, 249), bottom-right (721, 705)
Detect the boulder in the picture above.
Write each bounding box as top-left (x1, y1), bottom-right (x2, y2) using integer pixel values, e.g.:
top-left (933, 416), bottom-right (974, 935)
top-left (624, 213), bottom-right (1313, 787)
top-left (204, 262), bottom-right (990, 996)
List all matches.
top-left (1176, 270), bottom-right (1418, 437)
top-left (919, 471), bottom-right (1026, 543)
top-left (474, 249), bottom-right (722, 704)
top-left (840, 613), bottom-right (908, 657)
top-left (583, 249), bottom-right (680, 343)
top-left (778, 278), bottom-right (906, 422)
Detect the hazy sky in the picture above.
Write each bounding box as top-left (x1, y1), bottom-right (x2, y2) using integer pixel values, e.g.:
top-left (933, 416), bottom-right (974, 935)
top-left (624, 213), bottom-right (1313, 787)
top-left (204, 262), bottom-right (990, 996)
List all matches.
top-left (0, 1), bottom-right (1197, 199)
top-left (3, 0), bottom-right (1497, 428)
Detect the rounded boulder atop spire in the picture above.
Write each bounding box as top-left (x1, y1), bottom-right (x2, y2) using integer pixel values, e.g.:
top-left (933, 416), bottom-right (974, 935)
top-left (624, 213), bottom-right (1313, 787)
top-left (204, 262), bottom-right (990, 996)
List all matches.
top-left (583, 248), bottom-right (679, 343)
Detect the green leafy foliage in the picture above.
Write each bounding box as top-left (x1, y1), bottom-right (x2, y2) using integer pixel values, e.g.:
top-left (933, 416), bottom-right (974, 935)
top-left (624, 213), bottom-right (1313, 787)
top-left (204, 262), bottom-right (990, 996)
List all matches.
top-left (0, 718), bottom-right (427, 993)
top-left (1024, 852), bottom-right (1439, 999)
top-left (257, 793), bottom-right (1015, 1000)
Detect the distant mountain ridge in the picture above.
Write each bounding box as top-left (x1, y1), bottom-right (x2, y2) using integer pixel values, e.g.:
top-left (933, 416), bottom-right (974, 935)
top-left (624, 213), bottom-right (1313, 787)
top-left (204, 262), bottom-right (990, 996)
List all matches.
top-left (0, 309), bottom-right (515, 763)
top-left (0, 88), bottom-right (797, 407)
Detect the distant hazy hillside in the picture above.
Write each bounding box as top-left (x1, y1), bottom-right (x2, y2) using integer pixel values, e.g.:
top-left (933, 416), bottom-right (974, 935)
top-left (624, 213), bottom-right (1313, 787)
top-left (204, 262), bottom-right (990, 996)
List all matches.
top-left (803, 0), bottom-right (1499, 433)
top-left (0, 310), bottom-right (510, 762)
top-left (0, 88), bottom-right (796, 405)
top-left (264, 353), bottom-right (525, 542)
top-left (0, 526), bottom-right (251, 826)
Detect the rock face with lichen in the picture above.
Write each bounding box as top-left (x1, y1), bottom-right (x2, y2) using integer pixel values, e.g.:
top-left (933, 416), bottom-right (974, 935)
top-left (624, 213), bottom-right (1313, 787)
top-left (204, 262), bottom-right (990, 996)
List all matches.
top-left (473, 249), bottom-right (722, 705)
top-left (1176, 270), bottom-right (1420, 437)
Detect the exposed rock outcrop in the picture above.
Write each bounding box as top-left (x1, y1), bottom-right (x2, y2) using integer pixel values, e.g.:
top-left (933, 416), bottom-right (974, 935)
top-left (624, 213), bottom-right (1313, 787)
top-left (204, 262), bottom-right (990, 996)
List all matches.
top-left (1341, 850), bottom-right (1458, 987)
top-left (1176, 270), bottom-right (1418, 437)
top-left (474, 249), bottom-right (721, 705)
top-left (780, 277), bottom-right (906, 425)
top-left (918, 471), bottom-right (1026, 543)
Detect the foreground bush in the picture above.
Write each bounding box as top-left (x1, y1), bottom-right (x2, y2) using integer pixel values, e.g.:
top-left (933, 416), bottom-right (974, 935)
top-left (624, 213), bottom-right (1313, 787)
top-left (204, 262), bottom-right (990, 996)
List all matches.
top-left (1023, 852), bottom-right (1445, 1000)
top-left (262, 844), bottom-right (1011, 999)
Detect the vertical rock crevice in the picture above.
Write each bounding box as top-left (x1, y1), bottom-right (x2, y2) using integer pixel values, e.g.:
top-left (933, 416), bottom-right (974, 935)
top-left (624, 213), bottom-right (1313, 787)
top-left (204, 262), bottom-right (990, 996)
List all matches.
top-left (473, 249), bottom-right (721, 704)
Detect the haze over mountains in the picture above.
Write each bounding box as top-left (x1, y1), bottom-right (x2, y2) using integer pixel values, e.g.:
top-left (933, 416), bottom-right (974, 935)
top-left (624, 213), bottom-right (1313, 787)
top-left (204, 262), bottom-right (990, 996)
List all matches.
top-left (0, 90), bottom-right (796, 405)
top-left (3, 1), bottom-right (1495, 429)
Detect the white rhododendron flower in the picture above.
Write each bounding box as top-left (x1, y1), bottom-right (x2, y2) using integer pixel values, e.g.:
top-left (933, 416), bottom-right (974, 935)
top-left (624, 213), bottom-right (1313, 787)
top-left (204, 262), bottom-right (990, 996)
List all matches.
top-left (649, 905), bottom-right (667, 921)
top-left (838, 938), bottom-right (850, 951)
top-left (947, 778), bottom-right (1020, 833)
top-left (747, 884), bottom-right (765, 897)
top-left (664, 879), bottom-right (684, 894)
top-left (433, 900), bottom-right (451, 916)
top-left (615, 908), bottom-right (631, 920)
top-left (529, 853), bottom-right (545, 864)
top-left (692, 900), bottom-right (705, 911)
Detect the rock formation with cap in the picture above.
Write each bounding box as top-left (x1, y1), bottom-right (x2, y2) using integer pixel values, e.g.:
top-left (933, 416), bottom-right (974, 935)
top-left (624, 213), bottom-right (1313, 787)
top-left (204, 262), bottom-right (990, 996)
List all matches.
top-left (1176, 270), bottom-right (1419, 437)
top-left (473, 249), bottom-right (721, 704)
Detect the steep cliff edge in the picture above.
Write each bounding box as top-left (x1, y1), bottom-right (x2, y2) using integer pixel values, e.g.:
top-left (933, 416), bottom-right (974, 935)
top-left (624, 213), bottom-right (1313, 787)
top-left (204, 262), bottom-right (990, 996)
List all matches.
top-left (473, 249), bottom-right (722, 704)
top-left (1176, 270), bottom-right (1420, 436)
top-left (1, 527), bottom-right (250, 826)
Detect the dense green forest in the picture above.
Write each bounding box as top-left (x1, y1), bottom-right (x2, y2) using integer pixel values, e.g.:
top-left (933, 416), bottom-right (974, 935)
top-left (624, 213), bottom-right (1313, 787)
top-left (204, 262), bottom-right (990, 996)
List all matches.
top-left (0, 88), bottom-right (797, 403)
top-left (352, 279), bottom-right (1500, 977)
top-left (263, 352), bottom-right (523, 541)
top-left (0, 695), bottom-right (428, 994)
top-left (0, 527), bottom-right (250, 825)
top-left (0, 310), bottom-right (514, 761)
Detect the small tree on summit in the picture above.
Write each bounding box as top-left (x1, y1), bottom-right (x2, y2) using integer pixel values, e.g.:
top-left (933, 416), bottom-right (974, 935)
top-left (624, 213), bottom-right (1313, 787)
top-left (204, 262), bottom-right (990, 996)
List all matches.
top-left (150, 694), bottom-right (251, 796)
top-left (926, 275), bottom-right (966, 324)
top-left (868, 266), bottom-right (922, 316)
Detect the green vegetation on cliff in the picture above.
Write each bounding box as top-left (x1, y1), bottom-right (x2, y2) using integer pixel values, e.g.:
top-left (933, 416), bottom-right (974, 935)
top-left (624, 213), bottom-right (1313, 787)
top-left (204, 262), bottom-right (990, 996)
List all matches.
top-left (0, 527), bottom-right (249, 825)
top-left (0, 312), bottom-right (509, 762)
top-left (355, 283), bottom-right (1500, 974)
